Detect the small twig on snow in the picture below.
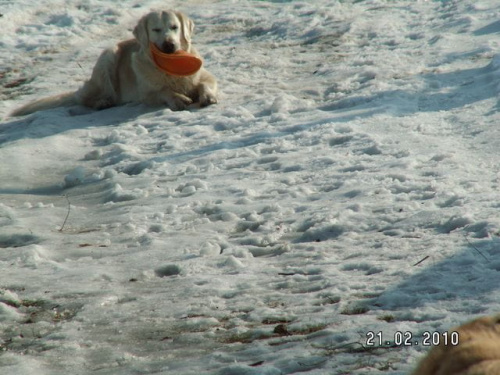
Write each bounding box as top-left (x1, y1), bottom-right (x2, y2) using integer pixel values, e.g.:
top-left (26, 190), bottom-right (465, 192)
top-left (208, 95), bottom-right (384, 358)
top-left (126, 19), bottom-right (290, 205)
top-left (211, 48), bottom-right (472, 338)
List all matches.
top-left (413, 255), bottom-right (430, 267)
top-left (463, 231), bottom-right (488, 261)
top-left (59, 195), bottom-right (71, 232)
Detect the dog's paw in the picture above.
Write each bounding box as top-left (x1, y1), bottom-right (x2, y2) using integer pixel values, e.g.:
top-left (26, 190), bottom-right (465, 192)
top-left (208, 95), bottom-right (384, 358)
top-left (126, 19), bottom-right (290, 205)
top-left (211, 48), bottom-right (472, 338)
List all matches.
top-left (166, 93), bottom-right (193, 111)
top-left (199, 92), bottom-right (218, 107)
top-left (88, 96), bottom-right (115, 110)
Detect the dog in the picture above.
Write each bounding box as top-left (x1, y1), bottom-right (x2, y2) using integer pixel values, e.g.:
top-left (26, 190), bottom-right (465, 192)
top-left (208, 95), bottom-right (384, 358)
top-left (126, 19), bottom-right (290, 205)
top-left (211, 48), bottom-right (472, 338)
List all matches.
top-left (11, 10), bottom-right (218, 116)
top-left (411, 314), bottom-right (500, 375)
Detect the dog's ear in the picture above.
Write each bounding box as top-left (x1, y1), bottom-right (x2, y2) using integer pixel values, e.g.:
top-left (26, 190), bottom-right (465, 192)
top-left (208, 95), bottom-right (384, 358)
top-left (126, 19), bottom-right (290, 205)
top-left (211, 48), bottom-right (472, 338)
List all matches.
top-left (133, 14), bottom-right (150, 48)
top-left (175, 11), bottom-right (194, 50)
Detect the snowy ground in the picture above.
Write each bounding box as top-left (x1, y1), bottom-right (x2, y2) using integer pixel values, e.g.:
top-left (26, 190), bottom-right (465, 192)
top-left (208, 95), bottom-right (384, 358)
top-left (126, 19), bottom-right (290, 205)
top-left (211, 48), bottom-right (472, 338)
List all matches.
top-left (1, 0), bottom-right (500, 374)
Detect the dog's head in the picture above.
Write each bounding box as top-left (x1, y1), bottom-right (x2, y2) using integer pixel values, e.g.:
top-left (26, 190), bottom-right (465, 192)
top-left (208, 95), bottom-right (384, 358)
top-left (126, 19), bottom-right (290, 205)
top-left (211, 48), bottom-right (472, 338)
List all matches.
top-left (133, 10), bottom-right (194, 53)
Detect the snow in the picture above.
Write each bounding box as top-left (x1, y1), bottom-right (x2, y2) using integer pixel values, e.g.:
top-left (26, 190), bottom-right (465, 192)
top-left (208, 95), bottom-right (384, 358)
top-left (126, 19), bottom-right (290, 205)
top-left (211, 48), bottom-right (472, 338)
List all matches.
top-left (1, 0), bottom-right (500, 373)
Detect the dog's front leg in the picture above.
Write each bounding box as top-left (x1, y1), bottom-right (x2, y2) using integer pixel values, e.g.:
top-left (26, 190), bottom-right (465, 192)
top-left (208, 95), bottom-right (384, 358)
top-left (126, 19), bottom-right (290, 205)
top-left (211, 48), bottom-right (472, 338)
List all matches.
top-left (197, 70), bottom-right (218, 107)
top-left (162, 91), bottom-right (193, 111)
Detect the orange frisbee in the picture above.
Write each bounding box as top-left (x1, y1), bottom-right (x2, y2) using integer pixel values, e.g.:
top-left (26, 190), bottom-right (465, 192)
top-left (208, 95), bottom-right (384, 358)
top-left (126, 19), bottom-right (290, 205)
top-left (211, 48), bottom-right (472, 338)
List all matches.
top-left (150, 43), bottom-right (202, 77)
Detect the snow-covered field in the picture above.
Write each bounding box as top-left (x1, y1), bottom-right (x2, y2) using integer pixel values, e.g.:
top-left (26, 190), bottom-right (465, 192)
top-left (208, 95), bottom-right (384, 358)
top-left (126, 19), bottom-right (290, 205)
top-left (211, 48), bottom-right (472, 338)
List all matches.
top-left (1, 0), bottom-right (500, 373)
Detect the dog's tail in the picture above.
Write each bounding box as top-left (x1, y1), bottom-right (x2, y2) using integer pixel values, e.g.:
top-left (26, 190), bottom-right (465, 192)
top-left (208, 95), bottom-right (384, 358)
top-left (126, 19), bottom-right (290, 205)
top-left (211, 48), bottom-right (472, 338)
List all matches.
top-left (10, 92), bottom-right (77, 117)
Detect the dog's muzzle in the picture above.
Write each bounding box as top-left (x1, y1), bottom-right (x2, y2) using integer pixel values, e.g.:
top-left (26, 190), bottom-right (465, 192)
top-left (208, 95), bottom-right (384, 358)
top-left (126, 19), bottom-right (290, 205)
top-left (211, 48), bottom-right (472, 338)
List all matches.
top-left (160, 41), bottom-right (176, 54)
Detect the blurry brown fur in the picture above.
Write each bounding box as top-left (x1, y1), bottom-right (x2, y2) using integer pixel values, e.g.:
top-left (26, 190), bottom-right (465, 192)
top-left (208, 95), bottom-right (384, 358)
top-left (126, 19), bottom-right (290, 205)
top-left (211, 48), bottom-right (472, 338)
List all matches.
top-left (412, 314), bottom-right (500, 375)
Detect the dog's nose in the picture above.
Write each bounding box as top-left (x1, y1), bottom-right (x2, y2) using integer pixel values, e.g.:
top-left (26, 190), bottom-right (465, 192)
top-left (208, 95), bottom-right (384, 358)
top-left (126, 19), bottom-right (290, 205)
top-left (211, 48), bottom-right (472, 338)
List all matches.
top-left (161, 41), bottom-right (176, 54)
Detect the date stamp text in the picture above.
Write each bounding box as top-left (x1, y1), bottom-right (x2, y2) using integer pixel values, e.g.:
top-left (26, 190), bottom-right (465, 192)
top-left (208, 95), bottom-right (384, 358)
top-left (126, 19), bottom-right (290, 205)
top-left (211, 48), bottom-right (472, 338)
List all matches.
top-left (366, 331), bottom-right (459, 347)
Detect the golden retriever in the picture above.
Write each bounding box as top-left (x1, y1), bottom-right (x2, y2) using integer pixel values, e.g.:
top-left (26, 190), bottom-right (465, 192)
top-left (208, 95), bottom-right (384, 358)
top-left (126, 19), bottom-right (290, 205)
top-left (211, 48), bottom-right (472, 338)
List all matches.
top-left (11, 10), bottom-right (217, 116)
top-left (411, 314), bottom-right (500, 375)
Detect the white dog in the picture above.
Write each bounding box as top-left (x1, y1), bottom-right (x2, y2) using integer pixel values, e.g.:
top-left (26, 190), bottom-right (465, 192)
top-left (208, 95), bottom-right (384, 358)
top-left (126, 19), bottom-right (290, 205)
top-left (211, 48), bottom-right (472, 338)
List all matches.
top-left (11, 10), bottom-right (218, 116)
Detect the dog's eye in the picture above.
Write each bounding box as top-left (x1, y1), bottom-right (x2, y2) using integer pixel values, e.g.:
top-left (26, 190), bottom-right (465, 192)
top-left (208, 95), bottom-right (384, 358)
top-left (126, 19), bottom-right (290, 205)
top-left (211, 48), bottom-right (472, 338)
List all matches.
top-left (152, 28), bottom-right (162, 33)
top-left (171, 25), bottom-right (179, 31)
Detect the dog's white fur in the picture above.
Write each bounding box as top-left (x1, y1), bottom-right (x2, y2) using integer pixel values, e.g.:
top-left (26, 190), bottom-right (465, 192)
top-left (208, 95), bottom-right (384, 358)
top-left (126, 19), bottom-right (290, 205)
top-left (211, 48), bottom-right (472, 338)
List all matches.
top-left (412, 314), bottom-right (500, 375)
top-left (11, 10), bottom-right (217, 117)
